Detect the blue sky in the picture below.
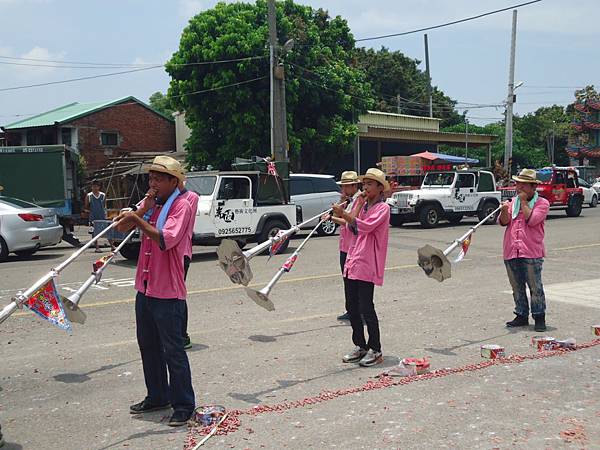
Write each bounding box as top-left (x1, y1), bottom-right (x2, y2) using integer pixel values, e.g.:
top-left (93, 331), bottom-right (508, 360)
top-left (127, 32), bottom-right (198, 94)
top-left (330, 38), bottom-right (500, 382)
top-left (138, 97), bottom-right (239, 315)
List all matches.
top-left (0, 0), bottom-right (598, 127)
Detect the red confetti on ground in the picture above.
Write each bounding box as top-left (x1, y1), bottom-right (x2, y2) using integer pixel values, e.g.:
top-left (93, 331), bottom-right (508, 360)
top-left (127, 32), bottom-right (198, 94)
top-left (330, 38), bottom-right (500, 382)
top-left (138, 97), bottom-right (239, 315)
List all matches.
top-left (183, 339), bottom-right (600, 449)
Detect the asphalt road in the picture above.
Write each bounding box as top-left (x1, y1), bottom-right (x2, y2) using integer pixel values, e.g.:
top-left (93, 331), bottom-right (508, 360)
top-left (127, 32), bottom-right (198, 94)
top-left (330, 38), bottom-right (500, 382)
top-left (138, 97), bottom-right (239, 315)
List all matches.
top-left (1, 206), bottom-right (600, 449)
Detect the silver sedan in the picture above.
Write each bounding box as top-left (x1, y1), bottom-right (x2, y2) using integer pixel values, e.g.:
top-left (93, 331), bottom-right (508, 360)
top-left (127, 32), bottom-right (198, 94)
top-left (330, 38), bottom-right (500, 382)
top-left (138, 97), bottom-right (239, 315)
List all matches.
top-left (0, 196), bottom-right (63, 261)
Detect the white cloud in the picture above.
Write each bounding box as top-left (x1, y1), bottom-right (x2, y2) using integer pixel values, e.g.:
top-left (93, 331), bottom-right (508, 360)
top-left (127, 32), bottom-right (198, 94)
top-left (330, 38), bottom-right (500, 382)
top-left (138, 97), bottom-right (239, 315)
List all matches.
top-left (19, 46), bottom-right (66, 74)
top-left (178, 0), bottom-right (206, 18)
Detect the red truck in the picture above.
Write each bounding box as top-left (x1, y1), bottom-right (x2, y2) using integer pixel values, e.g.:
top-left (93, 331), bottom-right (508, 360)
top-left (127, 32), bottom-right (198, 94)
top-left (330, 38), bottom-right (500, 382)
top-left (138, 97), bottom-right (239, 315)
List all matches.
top-left (500, 167), bottom-right (584, 217)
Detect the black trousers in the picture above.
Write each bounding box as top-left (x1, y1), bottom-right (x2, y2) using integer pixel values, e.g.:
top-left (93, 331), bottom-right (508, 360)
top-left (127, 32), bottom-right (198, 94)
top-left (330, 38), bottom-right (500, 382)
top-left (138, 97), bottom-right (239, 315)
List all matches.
top-left (183, 256), bottom-right (191, 340)
top-left (339, 251), bottom-right (347, 274)
top-left (344, 278), bottom-right (381, 352)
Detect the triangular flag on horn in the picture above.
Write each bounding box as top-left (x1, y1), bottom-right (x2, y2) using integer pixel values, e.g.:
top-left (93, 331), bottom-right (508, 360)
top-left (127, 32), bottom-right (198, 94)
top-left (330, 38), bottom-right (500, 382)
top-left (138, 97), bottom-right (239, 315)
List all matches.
top-left (453, 236), bottom-right (472, 263)
top-left (25, 279), bottom-right (72, 333)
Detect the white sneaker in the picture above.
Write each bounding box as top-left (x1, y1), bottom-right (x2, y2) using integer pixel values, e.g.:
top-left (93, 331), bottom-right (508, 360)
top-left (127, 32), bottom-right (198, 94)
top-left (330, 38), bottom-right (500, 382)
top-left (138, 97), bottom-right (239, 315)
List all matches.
top-left (359, 349), bottom-right (383, 367)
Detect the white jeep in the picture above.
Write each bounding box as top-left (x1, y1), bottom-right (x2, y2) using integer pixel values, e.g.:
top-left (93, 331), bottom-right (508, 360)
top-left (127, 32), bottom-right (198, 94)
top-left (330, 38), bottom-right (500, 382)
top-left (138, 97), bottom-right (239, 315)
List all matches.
top-left (117, 170), bottom-right (297, 259)
top-left (387, 170), bottom-right (500, 228)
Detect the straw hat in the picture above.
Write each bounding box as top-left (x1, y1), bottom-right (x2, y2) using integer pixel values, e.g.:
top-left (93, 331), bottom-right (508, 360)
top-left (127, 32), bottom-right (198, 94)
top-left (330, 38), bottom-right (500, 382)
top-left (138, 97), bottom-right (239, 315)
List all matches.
top-left (359, 168), bottom-right (390, 191)
top-left (512, 168), bottom-right (542, 184)
top-left (146, 155), bottom-right (185, 182)
top-left (337, 171), bottom-right (360, 185)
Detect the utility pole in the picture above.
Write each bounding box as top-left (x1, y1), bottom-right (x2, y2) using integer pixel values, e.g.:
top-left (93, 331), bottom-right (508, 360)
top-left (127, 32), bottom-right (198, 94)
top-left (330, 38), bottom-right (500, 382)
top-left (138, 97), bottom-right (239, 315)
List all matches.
top-left (503, 9), bottom-right (518, 173)
top-left (397, 94), bottom-right (401, 114)
top-left (424, 34), bottom-right (433, 118)
top-left (465, 113), bottom-right (469, 162)
top-left (267, 0), bottom-right (288, 162)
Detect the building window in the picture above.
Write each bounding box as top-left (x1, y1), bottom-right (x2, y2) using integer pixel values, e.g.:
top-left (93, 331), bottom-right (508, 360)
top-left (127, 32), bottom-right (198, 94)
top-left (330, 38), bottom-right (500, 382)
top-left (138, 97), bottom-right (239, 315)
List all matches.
top-left (61, 128), bottom-right (72, 146)
top-left (101, 132), bottom-right (118, 146)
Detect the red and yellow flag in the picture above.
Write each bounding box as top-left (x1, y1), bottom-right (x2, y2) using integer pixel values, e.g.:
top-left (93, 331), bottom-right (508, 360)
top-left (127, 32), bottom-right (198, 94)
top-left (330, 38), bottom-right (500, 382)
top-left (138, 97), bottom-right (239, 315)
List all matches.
top-left (25, 279), bottom-right (72, 333)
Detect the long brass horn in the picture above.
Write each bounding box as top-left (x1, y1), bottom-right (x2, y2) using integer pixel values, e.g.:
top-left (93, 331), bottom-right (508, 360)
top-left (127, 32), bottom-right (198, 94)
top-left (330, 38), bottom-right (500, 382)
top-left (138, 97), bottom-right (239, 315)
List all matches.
top-left (0, 199), bottom-right (144, 325)
top-left (417, 204), bottom-right (502, 282)
top-left (62, 228), bottom-right (137, 324)
top-left (217, 201), bottom-right (348, 286)
top-left (244, 217), bottom-right (325, 311)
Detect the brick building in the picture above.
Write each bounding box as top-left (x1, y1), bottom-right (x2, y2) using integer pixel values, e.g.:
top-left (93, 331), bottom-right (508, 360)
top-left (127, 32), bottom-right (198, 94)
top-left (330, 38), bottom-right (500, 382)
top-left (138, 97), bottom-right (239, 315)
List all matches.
top-left (1, 96), bottom-right (175, 172)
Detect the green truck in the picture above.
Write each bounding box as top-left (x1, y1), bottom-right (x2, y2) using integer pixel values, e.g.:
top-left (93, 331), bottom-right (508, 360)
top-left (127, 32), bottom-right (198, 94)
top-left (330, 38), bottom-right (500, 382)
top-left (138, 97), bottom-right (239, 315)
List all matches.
top-left (0, 145), bottom-right (82, 245)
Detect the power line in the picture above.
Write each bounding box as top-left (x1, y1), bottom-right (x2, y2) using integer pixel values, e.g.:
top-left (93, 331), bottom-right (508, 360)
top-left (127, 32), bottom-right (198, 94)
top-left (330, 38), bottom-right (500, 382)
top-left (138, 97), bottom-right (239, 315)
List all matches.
top-left (355, 0), bottom-right (542, 42)
top-left (286, 61), bottom-right (500, 113)
top-left (1, 76), bottom-right (268, 122)
top-left (0, 55), bottom-right (267, 70)
top-left (168, 76), bottom-right (268, 99)
top-left (0, 66), bottom-right (163, 92)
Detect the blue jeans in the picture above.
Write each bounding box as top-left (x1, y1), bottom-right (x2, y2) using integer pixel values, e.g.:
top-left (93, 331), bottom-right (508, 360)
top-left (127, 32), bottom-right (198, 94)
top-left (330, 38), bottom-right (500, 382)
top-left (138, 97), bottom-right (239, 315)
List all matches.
top-left (504, 258), bottom-right (546, 316)
top-left (135, 292), bottom-right (195, 413)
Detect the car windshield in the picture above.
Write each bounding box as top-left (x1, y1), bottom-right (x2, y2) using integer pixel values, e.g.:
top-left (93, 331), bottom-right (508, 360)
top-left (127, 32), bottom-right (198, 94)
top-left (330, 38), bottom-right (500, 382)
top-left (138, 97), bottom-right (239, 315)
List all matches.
top-left (535, 170), bottom-right (553, 183)
top-left (0, 196), bottom-right (39, 208)
top-left (185, 176), bottom-right (217, 195)
top-left (423, 172), bottom-right (455, 186)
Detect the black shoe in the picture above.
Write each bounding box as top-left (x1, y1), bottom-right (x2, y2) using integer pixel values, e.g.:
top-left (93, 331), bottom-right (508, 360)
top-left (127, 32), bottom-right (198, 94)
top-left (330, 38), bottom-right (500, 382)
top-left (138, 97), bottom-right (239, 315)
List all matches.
top-left (168, 410), bottom-right (193, 427)
top-left (337, 312), bottom-right (350, 321)
top-left (183, 335), bottom-right (192, 350)
top-left (129, 399), bottom-right (171, 415)
top-left (506, 314), bottom-right (529, 327)
top-left (533, 313), bottom-right (547, 332)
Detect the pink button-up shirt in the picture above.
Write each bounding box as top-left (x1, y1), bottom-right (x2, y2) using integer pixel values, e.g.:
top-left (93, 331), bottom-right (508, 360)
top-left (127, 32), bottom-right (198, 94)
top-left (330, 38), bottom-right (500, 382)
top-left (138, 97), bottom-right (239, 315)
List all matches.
top-left (134, 192), bottom-right (195, 300)
top-left (500, 196), bottom-right (550, 260)
top-left (339, 191), bottom-right (362, 253)
top-left (344, 200), bottom-right (390, 286)
top-left (179, 190), bottom-right (199, 259)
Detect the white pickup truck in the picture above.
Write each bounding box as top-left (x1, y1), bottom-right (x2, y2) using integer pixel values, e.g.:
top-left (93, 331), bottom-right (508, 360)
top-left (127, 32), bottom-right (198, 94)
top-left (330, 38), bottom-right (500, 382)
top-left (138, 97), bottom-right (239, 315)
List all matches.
top-left (117, 170), bottom-right (298, 259)
top-left (387, 170), bottom-right (501, 228)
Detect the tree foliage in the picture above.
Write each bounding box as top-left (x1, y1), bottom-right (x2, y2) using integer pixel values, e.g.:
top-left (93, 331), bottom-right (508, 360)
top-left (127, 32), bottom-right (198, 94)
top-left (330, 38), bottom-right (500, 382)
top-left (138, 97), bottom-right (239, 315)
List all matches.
top-left (353, 47), bottom-right (463, 127)
top-left (441, 104), bottom-right (573, 169)
top-left (166, 0), bottom-right (372, 172)
top-left (148, 91), bottom-right (174, 117)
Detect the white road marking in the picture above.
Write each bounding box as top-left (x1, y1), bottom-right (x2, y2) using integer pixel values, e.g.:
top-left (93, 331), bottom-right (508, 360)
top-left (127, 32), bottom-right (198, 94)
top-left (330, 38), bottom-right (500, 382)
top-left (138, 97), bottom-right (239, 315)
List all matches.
top-left (505, 279), bottom-right (600, 309)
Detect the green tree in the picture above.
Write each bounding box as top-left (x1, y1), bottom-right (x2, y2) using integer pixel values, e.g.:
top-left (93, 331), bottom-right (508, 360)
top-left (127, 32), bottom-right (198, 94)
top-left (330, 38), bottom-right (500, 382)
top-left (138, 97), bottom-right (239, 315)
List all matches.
top-left (166, 0), bottom-right (372, 172)
top-left (354, 47), bottom-right (463, 127)
top-left (148, 91), bottom-right (174, 117)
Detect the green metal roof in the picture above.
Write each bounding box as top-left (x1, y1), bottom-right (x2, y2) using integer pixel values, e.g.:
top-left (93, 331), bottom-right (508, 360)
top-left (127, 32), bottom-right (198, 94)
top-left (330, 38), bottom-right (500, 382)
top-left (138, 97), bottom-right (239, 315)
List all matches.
top-left (3, 96), bottom-right (173, 130)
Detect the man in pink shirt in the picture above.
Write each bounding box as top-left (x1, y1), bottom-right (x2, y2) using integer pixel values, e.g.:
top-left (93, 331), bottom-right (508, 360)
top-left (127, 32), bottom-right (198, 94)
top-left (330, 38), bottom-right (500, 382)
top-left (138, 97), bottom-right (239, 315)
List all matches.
top-left (323, 171), bottom-right (362, 321)
top-left (178, 180), bottom-right (199, 350)
top-left (332, 168), bottom-right (390, 367)
top-left (115, 155), bottom-right (195, 427)
top-left (498, 168), bottom-right (550, 332)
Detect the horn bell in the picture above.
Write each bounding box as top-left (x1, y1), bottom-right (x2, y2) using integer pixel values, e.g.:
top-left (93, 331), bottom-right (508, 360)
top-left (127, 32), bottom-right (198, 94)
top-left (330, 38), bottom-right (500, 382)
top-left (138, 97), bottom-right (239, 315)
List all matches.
top-left (417, 244), bottom-right (451, 282)
top-left (217, 239), bottom-right (253, 286)
top-left (61, 295), bottom-right (87, 324)
top-left (244, 287), bottom-right (275, 312)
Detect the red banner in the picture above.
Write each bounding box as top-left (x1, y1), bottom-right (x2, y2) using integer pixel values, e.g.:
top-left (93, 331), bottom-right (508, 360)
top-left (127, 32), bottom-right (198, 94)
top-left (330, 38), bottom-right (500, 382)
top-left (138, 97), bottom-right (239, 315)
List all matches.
top-left (25, 279), bottom-right (72, 332)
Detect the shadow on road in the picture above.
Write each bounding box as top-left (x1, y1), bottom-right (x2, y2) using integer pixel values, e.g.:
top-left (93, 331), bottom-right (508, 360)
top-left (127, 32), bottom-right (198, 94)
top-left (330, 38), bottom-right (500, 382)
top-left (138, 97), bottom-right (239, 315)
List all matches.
top-left (2, 442), bottom-right (24, 450)
top-left (424, 330), bottom-right (520, 356)
top-left (96, 426), bottom-right (184, 450)
top-left (228, 365), bottom-right (363, 404)
top-left (53, 359), bottom-right (138, 384)
top-left (248, 324), bottom-right (346, 343)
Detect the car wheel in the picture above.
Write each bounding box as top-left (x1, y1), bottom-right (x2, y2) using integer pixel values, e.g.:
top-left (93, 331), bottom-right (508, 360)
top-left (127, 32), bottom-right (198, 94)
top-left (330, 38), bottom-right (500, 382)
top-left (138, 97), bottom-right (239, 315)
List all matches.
top-left (317, 219), bottom-right (337, 236)
top-left (566, 196), bottom-right (583, 217)
top-left (591, 195), bottom-right (598, 208)
top-left (478, 201), bottom-right (499, 224)
top-left (119, 243), bottom-right (140, 260)
top-left (419, 204), bottom-right (441, 228)
top-left (258, 220), bottom-right (289, 254)
top-left (14, 249), bottom-right (38, 258)
top-left (390, 215), bottom-right (404, 227)
top-left (0, 236), bottom-right (8, 262)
